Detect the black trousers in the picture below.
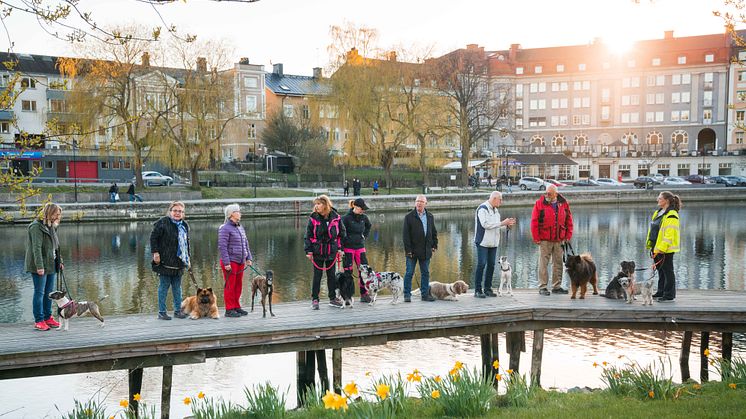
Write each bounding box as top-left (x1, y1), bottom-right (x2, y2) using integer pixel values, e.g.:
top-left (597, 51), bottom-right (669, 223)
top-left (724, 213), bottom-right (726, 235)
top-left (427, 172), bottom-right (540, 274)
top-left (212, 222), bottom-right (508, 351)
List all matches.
top-left (311, 257), bottom-right (337, 301)
top-left (655, 253), bottom-right (676, 299)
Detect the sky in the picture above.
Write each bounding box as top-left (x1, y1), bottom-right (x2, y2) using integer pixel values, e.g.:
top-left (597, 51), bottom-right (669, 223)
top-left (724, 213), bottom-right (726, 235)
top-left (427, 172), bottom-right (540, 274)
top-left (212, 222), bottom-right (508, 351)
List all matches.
top-left (0, 0), bottom-right (737, 76)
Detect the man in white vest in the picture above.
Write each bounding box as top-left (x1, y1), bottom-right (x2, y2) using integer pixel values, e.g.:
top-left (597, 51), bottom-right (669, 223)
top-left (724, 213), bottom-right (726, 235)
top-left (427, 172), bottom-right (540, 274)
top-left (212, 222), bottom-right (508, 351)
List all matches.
top-left (473, 191), bottom-right (515, 298)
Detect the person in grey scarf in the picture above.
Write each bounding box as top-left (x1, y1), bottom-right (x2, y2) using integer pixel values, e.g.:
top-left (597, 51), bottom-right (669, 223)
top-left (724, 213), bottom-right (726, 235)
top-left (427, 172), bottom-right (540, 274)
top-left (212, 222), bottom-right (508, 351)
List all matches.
top-left (24, 203), bottom-right (64, 331)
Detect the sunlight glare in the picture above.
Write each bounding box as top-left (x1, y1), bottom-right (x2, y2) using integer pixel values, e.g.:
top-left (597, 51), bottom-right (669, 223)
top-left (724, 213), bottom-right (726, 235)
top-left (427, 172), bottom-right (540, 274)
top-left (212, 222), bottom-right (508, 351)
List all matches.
top-left (602, 34), bottom-right (635, 56)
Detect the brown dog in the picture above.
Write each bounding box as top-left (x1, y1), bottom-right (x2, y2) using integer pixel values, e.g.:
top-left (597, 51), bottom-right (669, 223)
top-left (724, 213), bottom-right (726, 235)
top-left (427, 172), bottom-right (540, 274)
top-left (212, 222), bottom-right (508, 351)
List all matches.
top-left (251, 270), bottom-right (275, 317)
top-left (181, 287), bottom-right (219, 319)
top-left (426, 280), bottom-right (469, 301)
top-left (564, 253), bottom-right (599, 299)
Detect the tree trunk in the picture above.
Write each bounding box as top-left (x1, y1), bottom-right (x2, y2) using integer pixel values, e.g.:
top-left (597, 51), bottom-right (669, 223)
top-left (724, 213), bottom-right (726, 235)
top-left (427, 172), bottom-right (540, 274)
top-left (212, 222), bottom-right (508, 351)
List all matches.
top-left (134, 152), bottom-right (144, 188)
top-left (418, 134), bottom-right (429, 186)
top-left (190, 166), bottom-right (201, 191)
top-left (459, 120), bottom-right (471, 187)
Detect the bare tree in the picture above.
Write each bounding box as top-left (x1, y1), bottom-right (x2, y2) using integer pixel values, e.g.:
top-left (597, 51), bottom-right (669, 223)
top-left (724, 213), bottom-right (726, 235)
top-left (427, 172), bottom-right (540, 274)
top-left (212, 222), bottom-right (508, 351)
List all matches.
top-left (262, 110), bottom-right (329, 184)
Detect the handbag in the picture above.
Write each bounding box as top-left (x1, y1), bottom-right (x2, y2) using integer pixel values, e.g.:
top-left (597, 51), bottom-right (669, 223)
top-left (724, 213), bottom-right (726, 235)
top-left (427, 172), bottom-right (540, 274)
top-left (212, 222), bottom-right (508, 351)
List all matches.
top-left (114, 193), bottom-right (121, 201)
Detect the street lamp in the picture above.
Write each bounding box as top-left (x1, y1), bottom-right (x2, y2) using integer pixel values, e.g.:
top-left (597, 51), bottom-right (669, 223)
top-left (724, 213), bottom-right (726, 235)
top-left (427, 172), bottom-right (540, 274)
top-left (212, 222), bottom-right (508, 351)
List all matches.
top-left (253, 134), bottom-right (257, 198)
top-left (71, 139), bottom-right (78, 203)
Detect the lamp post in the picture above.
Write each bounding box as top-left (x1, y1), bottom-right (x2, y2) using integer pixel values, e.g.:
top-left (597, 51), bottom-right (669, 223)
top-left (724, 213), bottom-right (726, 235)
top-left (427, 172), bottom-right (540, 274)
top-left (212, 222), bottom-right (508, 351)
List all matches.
top-left (72, 139), bottom-right (78, 203)
top-left (253, 136), bottom-right (257, 198)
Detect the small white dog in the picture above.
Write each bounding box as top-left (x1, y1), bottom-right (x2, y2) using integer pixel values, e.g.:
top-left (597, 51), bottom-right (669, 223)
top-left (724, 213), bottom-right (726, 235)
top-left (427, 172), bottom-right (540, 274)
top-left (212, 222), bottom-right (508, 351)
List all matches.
top-left (639, 277), bottom-right (655, 306)
top-left (498, 256), bottom-right (513, 296)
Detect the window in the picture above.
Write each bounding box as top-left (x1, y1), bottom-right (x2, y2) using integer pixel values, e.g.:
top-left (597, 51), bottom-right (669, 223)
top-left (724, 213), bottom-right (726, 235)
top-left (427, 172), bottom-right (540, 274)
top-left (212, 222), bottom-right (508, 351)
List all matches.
top-left (671, 111), bottom-right (680, 122)
top-left (738, 111), bottom-right (746, 122)
top-left (243, 77), bottom-right (258, 88)
top-left (574, 134), bottom-right (588, 146)
top-left (579, 165), bottom-right (590, 178)
top-left (551, 82), bottom-right (559, 92)
top-left (704, 72), bottom-right (714, 82)
top-left (739, 71), bottom-right (746, 82)
top-left (302, 105), bottom-right (309, 119)
top-left (551, 115), bottom-right (559, 126)
top-left (515, 117), bottom-right (523, 128)
top-left (646, 93), bottom-right (655, 105)
top-left (737, 131), bottom-right (744, 144)
top-left (0, 74), bottom-right (9, 87)
top-left (703, 109), bottom-right (712, 122)
top-left (98, 126), bottom-right (106, 136)
top-left (515, 84), bottom-right (523, 98)
top-left (556, 64), bottom-right (564, 72)
top-left (100, 161), bottom-right (109, 169)
top-left (647, 131), bottom-right (662, 145)
top-left (647, 75), bottom-right (656, 87)
top-left (578, 63), bottom-right (586, 71)
top-left (538, 82), bottom-right (546, 93)
top-left (682, 73), bottom-right (691, 84)
top-left (671, 92), bottom-right (680, 104)
top-left (0, 122), bottom-right (9, 133)
top-left (49, 99), bottom-right (67, 113)
top-left (245, 96), bottom-right (257, 112)
top-left (705, 53), bottom-right (714, 62)
top-left (112, 160), bottom-right (121, 169)
top-left (515, 100), bottom-right (523, 110)
top-left (656, 112), bottom-right (664, 122)
top-left (680, 110), bottom-right (690, 121)
top-left (656, 93), bottom-right (664, 104)
top-left (530, 135), bottom-right (545, 146)
top-left (515, 67), bottom-right (523, 75)
top-left (559, 115), bottom-right (568, 125)
top-left (20, 77), bottom-right (36, 89)
top-left (656, 75), bottom-right (665, 86)
top-left (703, 91), bottom-right (713, 107)
top-left (248, 123), bottom-right (256, 139)
top-left (672, 130), bottom-right (688, 145)
top-left (738, 91), bottom-right (746, 102)
top-left (582, 114), bottom-right (590, 125)
top-left (534, 65), bottom-right (542, 74)
top-left (530, 83), bottom-right (538, 93)
top-left (552, 134), bottom-right (566, 147)
top-left (652, 57), bottom-right (661, 66)
top-left (646, 112), bottom-right (655, 123)
top-left (682, 92), bottom-right (690, 103)
top-left (582, 97), bottom-right (590, 108)
top-left (283, 103), bottom-right (294, 117)
top-left (44, 161), bottom-right (53, 169)
top-left (572, 115), bottom-right (582, 125)
top-left (601, 88), bottom-right (610, 103)
top-left (21, 100), bottom-right (36, 111)
top-left (573, 97), bottom-right (581, 108)
top-left (551, 98), bottom-right (559, 109)
top-left (672, 74), bottom-right (681, 85)
top-left (528, 117), bottom-right (546, 127)
top-left (48, 77), bottom-right (68, 90)
top-left (622, 95), bottom-right (639, 106)
top-left (678, 55), bottom-right (686, 64)
top-left (601, 106), bottom-right (610, 121)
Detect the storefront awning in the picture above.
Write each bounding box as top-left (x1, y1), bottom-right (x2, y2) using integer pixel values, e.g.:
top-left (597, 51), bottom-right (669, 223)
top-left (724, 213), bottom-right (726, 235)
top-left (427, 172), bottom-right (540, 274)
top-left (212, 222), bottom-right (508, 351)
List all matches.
top-left (0, 150), bottom-right (43, 159)
top-left (507, 154), bottom-right (578, 166)
top-left (442, 159), bottom-right (487, 170)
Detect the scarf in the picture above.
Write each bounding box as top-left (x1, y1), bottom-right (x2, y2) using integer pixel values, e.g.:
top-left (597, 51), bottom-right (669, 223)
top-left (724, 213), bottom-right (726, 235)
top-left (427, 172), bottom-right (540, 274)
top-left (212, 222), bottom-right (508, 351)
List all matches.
top-left (172, 218), bottom-right (190, 267)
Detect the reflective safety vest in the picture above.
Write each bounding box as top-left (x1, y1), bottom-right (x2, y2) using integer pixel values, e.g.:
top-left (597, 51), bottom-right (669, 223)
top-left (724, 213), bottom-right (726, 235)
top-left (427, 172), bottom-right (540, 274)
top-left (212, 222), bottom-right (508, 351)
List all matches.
top-left (646, 209), bottom-right (680, 254)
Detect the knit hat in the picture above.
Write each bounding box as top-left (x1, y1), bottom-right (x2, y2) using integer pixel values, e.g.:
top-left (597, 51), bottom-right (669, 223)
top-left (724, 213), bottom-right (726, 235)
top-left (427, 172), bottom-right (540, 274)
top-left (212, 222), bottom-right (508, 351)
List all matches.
top-left (224, 203), bottom-right (240, 222)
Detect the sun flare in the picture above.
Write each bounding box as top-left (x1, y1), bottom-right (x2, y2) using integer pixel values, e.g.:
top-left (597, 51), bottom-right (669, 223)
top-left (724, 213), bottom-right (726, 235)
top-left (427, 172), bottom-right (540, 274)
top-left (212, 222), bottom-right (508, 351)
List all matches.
top-left (602, 35), bottom-right (635, 56)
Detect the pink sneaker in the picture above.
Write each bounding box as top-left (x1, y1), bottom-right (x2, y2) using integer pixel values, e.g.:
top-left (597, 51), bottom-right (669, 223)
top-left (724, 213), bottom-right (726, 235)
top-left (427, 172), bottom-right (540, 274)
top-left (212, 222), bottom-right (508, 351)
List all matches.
top-left (45, 316), bottom-right (61, 328)
top-left (34, 321), bottom-right (50, 331)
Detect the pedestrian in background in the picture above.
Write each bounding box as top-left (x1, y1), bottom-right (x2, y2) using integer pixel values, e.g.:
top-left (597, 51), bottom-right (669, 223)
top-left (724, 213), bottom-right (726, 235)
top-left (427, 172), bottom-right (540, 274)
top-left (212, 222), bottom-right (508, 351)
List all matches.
top-left (342, 198), bottom-right (372, 303)
top-left (127, 182), bottom-right (143, 202)
top-left (24, 202), bottom-right (63, 331)
top-left (218, 204), bottom-right (253, 317)
top-left (304, 195), bottom-right (346, 310)
top-left (150, 201), bottom-right (190, 320)
top-left (646, 191), bottom-right (682, 302)
top-left (473, 191), bottom-right (515, 298)
top-left (372, 180), bottom-right (379, 195)
top-left (343, 179), bottom-right (350, 197)
top-left (109, 182), bottom-right (119, 203)
top-left (402, 195), bottom-right (437, 302)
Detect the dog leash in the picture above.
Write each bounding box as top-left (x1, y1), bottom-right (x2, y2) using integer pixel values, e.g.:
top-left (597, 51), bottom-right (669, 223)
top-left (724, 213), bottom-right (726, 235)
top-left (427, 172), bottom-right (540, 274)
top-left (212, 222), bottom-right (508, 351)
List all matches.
top-left (187, 269), bottom-right (200, 289)
top-left (561, 241), bottom-right (576, 263)
top-left (57, 269), bottom-right (75, 301)
top-left (310, 252), bottom-right (340, 271)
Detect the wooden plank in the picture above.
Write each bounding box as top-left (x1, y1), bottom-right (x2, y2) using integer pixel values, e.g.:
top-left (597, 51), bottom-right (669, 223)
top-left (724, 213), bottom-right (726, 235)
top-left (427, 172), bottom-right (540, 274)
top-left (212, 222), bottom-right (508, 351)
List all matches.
top-left (530, 330), bottom-right (545, 388)
top-left (680, 331), bottom-right (692, 382)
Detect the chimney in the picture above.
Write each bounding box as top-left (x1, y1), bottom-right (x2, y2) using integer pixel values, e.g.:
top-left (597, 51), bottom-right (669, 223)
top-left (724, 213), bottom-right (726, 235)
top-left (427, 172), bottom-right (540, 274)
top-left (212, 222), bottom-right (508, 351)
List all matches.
top-left (141, 52), bottom-right (150, 67)
top-left (509, 44), bottom-right (520, 61)
top-left (387, 51), bottom-right (397, 62)
top-left (273, 63), bottom-right (283, 76)
top-left (466, 44), bottom-right (479, 51)
top-left (239, 57), bottom-right (250, 65)
top-left (313, 67), bottom-right (322, 79)
top-left (664, 30), bottom-right (674, 40)
top-left (197, 57), bottom-right (207, 72)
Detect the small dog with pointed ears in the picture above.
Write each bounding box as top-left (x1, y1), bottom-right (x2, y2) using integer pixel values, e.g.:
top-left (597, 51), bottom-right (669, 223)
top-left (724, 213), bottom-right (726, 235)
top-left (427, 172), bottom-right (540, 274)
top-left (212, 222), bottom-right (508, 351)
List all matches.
top-left (497, 256), bottom-right (514, 296)
top-left (48, 290), bottom-right (107, 331)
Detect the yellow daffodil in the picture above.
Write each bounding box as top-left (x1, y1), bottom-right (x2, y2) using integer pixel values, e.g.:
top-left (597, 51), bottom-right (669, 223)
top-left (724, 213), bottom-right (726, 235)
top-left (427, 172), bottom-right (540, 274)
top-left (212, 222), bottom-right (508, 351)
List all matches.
top-left (343, 381), bottom-right (359, 397)
top-left (183, 397), bottom-right (191, 405)
top-left (704, 348), bottom-right (710, 357)
top-left (339, 395), bottom-right (349, 411)
top-left (454, 360), bottom-right (464, 370)
top-left (730, 383), bottom-right (737, 389)
top-left (109, 416), bottom-right (115, 419)
top-left (495, 374), bottom-right (502, 381)
top-left (322, 390), bottom-right (337, 410)
top-left (431, 390), bottom-right (441, 399)
top-left (648, 391), bottom-right (655, 398)
top-left (365, 371), bottom-right (372, 377)
top-left (406, 370), bottom-right (423, 382)
top-left (709, 360), bottom-right (715, 366)
top-left (449, 367), bottom-right (459, 377)
top-left (602, 361), bottom-right (608, 367)
top-left (434, 375), bottom-right (442, 383)
top-left (84, 409), bottom-right (92, 416)
top-left (197, 391), bottom-right (205, 399)
top-left (133, 393), bottom-right (141, 401)
top-left (693, 384), bottom-right (702, 390)
top-left (593, 362), bottom-right (599, 368)
top-left (493, 360), bottom-right (500, 370)
top-left (614, 373), bottom-right (621, 379)
top-left (119, 400), bottom-right (129, 408)
top-left (412, 368), bottom-right (420, 374)
top-left (376, 383), bottom-right (390, 400)
top-left (507, 369), bottom-right (514, 374)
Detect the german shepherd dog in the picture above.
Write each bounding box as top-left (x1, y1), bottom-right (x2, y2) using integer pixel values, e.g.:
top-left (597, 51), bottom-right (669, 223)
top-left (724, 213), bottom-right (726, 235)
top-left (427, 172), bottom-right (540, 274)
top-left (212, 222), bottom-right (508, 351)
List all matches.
top-left (181, 287), bottom-right (219, 319)
top-left (564, 253), bottom-right (599, 299)
top-left (335, 269), bottom-right (355, 308)
top-left (251, 270), bottom-right (275, 317)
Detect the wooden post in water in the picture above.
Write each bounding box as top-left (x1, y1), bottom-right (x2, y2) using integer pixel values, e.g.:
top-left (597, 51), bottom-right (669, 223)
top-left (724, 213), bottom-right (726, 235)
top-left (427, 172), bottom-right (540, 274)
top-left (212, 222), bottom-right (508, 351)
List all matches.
top-left (722, 332), bottom-right (733, 379)
top-left (128, 367), bottom-right (143, 418)
top-left (700, 332), bottom-right (710, 382)
top-left (332, 348), bottom-right (342, 393)
top-left (316, 350), bottom-right (330, 393)
top-left (296, 351), bottom-right (313, 407)
top-left (480, 334), bottom-right (492, 380)
top-left (161, 365), bottom-right (172, 419)
top-left (506, 331), bottom-right (525, 372)
top-left (491, 332), bottom-right (500, 388)
top-left (530, 330), bottom-right (545, 388)
top-left (680, 331), bottom-right (692, 382)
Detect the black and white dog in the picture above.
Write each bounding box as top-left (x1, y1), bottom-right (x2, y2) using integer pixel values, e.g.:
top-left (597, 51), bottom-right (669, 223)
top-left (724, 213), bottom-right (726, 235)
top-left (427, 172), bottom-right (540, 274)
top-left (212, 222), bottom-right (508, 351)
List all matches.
top-left (335, 269), bottom-right (355, 308)
top-left (359, 264), bottom-right (404, 304)
top-left (498, 256), bottom-right (513, 296)
top-left (48, 290), bottom-right (107, 331)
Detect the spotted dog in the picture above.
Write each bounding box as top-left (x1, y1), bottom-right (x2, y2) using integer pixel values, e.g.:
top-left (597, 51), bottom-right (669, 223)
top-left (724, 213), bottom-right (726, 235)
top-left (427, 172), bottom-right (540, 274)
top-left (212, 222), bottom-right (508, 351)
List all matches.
top-left (48, 290), bottom-right (107, 331)
top-left (359, 264), bottom-right (404, 304)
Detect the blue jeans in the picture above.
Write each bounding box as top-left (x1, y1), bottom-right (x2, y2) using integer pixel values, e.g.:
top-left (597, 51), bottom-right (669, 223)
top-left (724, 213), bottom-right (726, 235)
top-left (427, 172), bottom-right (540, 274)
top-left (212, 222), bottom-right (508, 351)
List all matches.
top-left (158, 273), bottom-right (183, 314)
top-left (474, 245), bottom-right (497, 292)
top-left (128, 194), bottom-right (143, 202)
top-left (110, 192), bottom-right (117, 203)
top-left (31, 272), bottom-right (57, 322)
top-left (403, 257), bottom-right (430, 298)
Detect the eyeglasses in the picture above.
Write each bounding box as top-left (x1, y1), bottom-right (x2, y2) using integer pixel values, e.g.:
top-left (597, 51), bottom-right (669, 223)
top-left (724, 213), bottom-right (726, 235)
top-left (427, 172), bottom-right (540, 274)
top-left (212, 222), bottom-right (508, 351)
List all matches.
top-left (171, 209), bottom-right (185, 213)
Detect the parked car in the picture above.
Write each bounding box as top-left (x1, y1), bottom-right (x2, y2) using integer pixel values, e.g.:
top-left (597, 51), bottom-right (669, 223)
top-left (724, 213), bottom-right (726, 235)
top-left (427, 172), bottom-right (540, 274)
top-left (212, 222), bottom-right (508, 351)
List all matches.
top-left (662, 177), bottom-right (692, 185)
top-left (710, 176), bottom-right (738, 187)
top-left (725, 175), bottom-right (746, 186)
top-left (683, 174), bottom-right (712, 184)
top-left (133, 171), bottom-right (174, 186)
top-left (518, 177), bottom-right (546, 191)
top-left (650, 173), bottom-right (665, 183)
top-left (572, 179), bottom-right (600, 187)
top-left (633, 176), bottom-right (662, 189)
top-left (596, 178), bottom-right (626, 187)
top-left (545, 179), bottom-right (568, 188)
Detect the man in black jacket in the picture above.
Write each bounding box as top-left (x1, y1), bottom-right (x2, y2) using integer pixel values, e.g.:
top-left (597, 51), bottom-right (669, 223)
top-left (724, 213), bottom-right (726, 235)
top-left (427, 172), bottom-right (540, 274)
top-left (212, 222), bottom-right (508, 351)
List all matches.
top-left (150, 201), bottom-right (190, 320)
top-left (402, 195), bottom-right (437, 302)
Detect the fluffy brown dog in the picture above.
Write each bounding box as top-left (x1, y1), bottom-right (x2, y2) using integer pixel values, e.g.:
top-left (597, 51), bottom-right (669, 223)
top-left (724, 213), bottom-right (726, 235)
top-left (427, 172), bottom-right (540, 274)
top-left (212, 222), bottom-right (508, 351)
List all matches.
top-left (181, 287), bottom-right (219, 319)
top-left (564, 253), bottom-right (599, 299)
top-left (426, 280), bottom-right (469, 301)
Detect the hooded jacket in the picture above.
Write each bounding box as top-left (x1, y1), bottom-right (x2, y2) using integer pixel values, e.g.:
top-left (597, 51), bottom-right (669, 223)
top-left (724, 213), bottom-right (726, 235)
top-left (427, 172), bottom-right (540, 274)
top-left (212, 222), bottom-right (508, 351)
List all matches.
top-left (341, 208), bottom-right (371, 249)
top-left (304, 209), bottom-right (346, 260)
top-left (530, 194), bottom-right (573, 242)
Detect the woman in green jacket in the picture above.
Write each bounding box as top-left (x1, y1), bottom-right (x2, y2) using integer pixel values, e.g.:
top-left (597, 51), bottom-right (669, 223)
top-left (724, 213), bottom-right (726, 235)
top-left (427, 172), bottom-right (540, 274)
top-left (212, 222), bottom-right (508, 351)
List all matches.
top-left (646, 191), bottom-right (682, 302)
top-left (24, 203), bottom-right (63, 330)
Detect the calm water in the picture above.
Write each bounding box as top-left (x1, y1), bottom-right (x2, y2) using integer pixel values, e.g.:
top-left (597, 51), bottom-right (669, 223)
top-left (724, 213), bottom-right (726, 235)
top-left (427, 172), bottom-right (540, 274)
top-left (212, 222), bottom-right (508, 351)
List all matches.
top-left (1, 203), bottom-right (744, 417)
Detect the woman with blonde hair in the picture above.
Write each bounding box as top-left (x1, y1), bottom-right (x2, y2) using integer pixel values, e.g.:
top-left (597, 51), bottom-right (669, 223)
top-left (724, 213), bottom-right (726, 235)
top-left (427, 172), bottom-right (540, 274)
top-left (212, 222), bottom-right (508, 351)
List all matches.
top-left (304, 195), bottom-right (346, 310)
top-left (24, 203), bottom-right (63, 331)
top-left (150, 201), bottom-right (191, 320)
top-left (646, 191), bottom-right (682, 302)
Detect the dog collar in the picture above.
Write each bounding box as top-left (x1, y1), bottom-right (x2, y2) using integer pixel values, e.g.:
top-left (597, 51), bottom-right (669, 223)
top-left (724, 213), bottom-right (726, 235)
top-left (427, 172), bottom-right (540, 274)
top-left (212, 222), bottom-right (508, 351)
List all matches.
top-left (501, 267), bottom-right (511, 272)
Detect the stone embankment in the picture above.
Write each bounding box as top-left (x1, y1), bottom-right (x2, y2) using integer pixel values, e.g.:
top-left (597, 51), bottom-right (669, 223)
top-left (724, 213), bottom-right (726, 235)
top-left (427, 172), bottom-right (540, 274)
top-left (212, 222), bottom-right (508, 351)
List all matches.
top-left (1, 187), bottom-right (745, 223)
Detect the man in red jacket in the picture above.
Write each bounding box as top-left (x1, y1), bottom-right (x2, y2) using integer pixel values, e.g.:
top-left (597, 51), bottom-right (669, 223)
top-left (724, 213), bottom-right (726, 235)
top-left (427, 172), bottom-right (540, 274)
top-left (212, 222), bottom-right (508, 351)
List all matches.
top-left (530, 184), bottom-right (573, 296)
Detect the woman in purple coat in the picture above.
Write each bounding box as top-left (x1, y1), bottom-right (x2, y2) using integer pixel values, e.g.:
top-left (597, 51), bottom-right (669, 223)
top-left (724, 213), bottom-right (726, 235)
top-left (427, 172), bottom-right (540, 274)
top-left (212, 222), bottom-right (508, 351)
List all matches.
top-left (218, 204), bottom-right (253, 317)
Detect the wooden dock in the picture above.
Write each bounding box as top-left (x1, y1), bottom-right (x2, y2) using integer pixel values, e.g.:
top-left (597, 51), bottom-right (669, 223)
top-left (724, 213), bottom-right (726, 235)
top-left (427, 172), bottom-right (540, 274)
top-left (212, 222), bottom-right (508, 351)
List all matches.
top-left (2, 289), bottom-right (745, 417)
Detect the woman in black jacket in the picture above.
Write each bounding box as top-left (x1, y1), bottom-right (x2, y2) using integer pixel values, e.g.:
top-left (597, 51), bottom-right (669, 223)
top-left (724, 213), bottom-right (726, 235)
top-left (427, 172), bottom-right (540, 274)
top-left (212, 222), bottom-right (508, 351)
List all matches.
top-left (342, 198), bottom-right (372, 302)
top-left (304, 195), bottom-right (346, 310)
top-left (150, 201), bottom-right (191, 320)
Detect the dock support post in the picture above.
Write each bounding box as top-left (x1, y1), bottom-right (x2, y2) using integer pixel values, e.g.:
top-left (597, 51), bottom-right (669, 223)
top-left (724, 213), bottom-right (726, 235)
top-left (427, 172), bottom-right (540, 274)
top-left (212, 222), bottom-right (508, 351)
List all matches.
top-left (480, 334), bottom-right (492, 380)
top-left (491, 333), bottom-right (500, 388)
top-left (722, 332), bottom-right (733, 379)
top-left (700, 332), bottom-right (710, 383)
top-left (506, 331), bottom-right (525, 373)
top-left (160, 365), bottom-right (172, 419)
top-left (680, 331), bottom-right (692, 382)
top-left (316, 350), bottom-right (330, 393)
top-left (128, 367), bottom-right (143, 418)
top-left (530, 330), bottom-right (545, 388)
top-left (296, 351), bottom-right (315, 407)
top-left (332, 348), bottom-right (342, 394)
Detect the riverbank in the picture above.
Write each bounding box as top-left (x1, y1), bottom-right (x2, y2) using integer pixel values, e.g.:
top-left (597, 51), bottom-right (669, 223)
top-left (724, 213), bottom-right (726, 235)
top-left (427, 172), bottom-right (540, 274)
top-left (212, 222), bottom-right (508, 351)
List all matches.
top-left (1, 187), bottom-right (746, 223)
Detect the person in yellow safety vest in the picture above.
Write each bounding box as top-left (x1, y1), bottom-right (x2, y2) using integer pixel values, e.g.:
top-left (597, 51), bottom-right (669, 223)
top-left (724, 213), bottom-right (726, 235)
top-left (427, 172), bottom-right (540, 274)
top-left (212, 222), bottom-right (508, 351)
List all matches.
top-left (645, 191), bottom-right (682, 302)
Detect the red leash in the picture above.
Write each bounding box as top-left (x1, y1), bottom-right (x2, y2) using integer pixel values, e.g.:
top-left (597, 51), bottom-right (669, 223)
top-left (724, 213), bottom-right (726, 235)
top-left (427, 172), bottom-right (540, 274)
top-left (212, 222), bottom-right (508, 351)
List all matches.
top-left (310, 253), bottom-right (340, 271)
